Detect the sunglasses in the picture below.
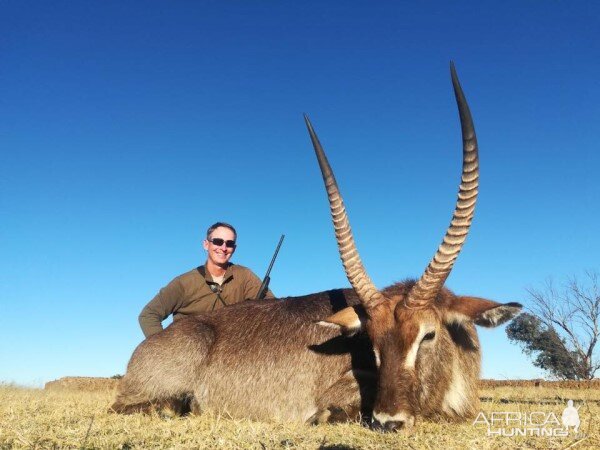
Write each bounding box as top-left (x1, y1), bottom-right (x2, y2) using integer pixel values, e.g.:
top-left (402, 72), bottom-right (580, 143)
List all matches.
top-left (208, 238), bottom-right (236, 248)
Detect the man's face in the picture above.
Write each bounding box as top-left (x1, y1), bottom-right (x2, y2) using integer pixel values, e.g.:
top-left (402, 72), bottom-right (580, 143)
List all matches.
top-left (203, 226), bottom-right (237, 267)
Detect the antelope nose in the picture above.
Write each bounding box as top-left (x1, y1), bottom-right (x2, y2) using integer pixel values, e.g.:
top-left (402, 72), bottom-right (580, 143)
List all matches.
top-left (384, 420), bottom-right (403, 432)
top-left (370, 419), bottom-right (403, 433)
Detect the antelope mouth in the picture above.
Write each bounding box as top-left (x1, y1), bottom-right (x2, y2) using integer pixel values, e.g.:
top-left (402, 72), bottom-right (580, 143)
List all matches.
top-left (371, 411), bottom-right (415, 432)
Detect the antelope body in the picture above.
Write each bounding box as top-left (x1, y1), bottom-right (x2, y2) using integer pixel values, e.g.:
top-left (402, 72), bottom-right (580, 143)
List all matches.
top-left (112, 65), bottom-right (522, 431)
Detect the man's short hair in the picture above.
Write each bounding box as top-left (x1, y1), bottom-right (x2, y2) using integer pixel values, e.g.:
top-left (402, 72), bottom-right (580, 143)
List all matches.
top-left (206, 222), bottom-right (237, 240)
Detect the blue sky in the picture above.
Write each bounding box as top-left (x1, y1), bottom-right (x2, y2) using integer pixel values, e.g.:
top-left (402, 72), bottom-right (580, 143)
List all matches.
top-left (1, 1), bottom-right (598, 386)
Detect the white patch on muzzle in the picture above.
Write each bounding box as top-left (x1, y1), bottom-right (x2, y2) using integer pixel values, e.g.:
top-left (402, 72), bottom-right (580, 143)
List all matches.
top-left (373, 411), bottom-right (415, 428)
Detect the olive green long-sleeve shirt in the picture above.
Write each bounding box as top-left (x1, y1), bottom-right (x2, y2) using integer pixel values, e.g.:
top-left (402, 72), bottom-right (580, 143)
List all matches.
top-left (139, 263), bottom-right (274, 337)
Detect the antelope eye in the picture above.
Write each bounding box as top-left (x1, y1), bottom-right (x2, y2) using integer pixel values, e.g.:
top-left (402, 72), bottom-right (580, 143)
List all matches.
top-left (422, 331), bottom-right (436, 342)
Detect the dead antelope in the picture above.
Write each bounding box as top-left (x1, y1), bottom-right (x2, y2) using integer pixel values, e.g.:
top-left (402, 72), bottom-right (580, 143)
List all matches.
top-left (111, 64), bottom-right (521, 431)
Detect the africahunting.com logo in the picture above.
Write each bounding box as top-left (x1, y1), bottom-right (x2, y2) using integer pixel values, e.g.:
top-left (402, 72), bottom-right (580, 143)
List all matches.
top-left (473, 400), bottom-right (584, 437)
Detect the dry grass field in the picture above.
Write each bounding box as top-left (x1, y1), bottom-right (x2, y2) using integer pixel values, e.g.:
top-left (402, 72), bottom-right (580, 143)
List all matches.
top-left (0, 381), bottom-right (598, 449)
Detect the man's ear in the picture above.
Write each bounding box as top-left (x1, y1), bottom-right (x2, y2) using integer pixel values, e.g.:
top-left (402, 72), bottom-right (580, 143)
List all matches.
top-left (445, 296), bottom-right (523, 328)
top-left (317, 306), bottom-right (367, 336)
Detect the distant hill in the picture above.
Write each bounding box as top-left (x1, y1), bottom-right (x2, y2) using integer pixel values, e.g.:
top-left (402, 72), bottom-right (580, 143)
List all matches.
top-left (45, 376), bottom-right (119, 391)
top-left (480, 379), bottom-right (600, 389)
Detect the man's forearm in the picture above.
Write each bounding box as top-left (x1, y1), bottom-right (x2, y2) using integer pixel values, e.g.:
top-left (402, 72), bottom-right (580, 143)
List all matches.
top-left (138, 283), bottom-right (181, 338)
top-left (138, 308), bottom-right (164, 338)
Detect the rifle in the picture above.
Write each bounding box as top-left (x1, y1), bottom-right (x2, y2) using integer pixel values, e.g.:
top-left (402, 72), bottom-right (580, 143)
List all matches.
top-left (256, 234), bottom-right (284, 300)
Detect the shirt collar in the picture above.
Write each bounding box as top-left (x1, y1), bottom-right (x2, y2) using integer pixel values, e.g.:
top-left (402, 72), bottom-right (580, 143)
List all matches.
top-left (203, 262), bottom-right (235, 283)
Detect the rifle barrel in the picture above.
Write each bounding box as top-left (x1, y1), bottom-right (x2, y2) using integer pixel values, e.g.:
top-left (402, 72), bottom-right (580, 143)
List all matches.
top-left (265, 234), bottom-right (285, 277)
top-left (256, 234), bottom-right (284, 300)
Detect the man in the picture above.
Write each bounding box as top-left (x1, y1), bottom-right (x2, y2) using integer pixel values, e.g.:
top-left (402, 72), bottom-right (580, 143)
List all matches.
top-left (139, 222), bottom-right (274, 338)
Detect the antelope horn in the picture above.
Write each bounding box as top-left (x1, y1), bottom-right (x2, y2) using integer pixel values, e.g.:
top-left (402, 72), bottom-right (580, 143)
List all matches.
top-left (304, 115), bottom-right (385, 309)
top-left (407, 63), bottom-right (480, 308)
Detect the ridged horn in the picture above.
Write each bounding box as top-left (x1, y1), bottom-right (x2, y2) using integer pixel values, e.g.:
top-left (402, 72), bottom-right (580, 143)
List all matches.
top-left (407, 62), bottom-right (480, 308)
top-left (304, 114), bottom-right (385, 309)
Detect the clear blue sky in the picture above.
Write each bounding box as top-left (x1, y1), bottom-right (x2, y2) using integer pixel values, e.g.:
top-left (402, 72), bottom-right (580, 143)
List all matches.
top-left (1, 1), bottom-right (598, 386)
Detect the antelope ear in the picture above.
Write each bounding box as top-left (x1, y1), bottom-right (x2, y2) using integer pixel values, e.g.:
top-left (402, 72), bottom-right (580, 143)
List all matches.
top-left (445, 296), bottom-right (523, 328)
top-left (317, 306), bottom-right (366, 336)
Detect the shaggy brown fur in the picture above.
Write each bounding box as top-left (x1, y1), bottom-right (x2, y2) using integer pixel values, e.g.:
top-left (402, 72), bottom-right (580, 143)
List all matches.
top-left (111, 281), bottom-right (520, 428)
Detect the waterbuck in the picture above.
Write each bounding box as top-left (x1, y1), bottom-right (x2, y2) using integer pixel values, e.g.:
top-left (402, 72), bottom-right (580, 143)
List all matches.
top-left (112, 64), bottom-right (522, 431)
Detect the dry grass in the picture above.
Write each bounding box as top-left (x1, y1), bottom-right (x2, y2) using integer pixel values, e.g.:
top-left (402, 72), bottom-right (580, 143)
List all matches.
top-left (0, 383), bottom-right (598, 449)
